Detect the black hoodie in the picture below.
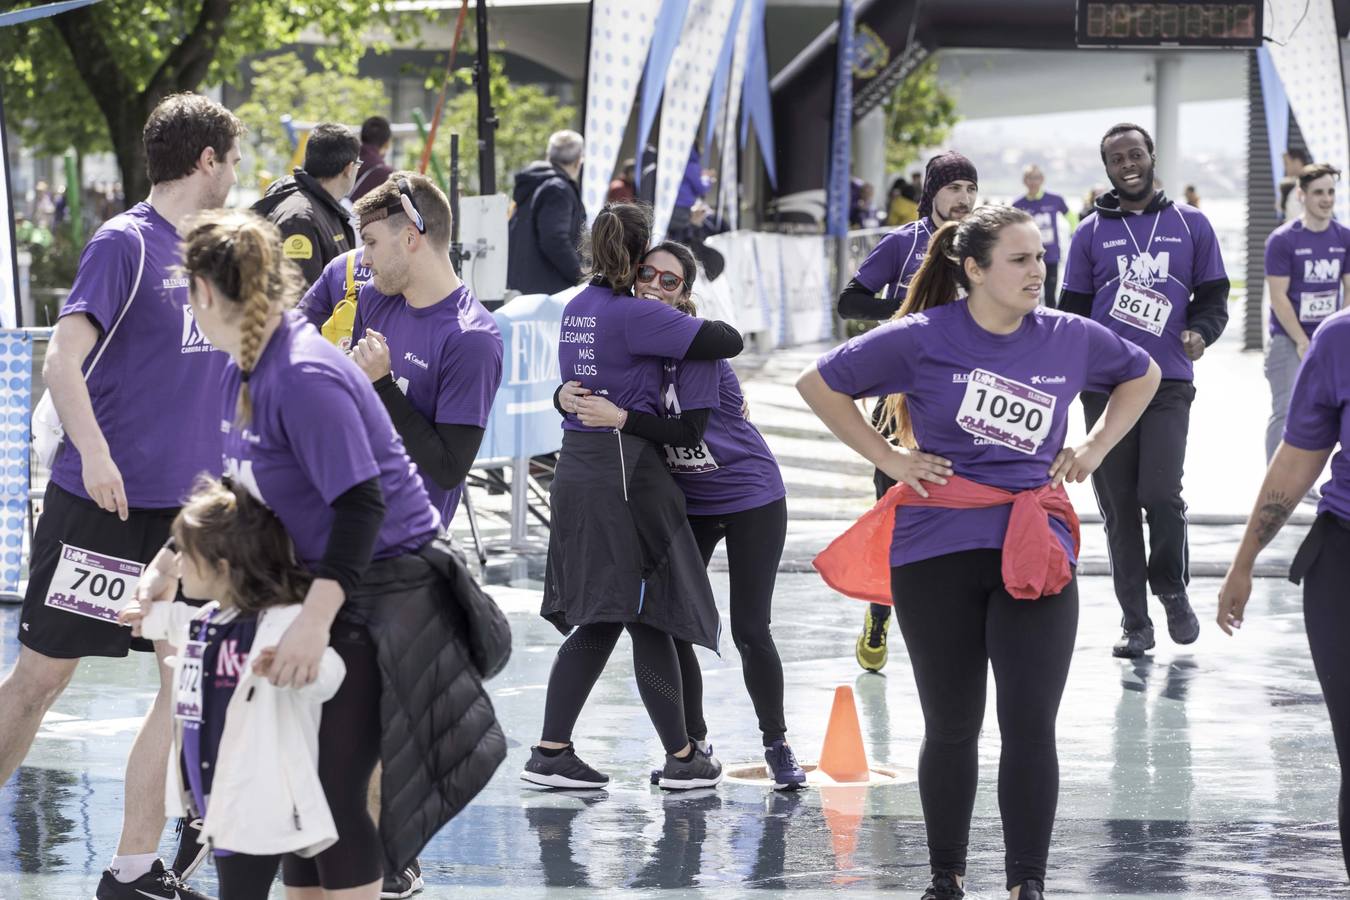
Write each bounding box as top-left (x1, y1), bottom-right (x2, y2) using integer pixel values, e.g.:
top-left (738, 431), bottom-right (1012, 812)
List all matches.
top-left (251, 168), bottom-right (355, 287)
top-left (507, 161), bottom-right (584, 295)
top-left (1058, 189), bottom-right (1229, 348)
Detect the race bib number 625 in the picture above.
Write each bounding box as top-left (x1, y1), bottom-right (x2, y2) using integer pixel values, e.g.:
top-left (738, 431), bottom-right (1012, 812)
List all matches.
top-left (956, 369), bottom-right (1056, 455)
top-left (44, 544), bottom-right (142, 625)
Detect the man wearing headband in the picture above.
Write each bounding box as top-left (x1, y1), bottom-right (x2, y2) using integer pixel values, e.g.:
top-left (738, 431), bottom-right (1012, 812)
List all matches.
top-left (837, 150), bottom-right (979, 674)
top-left (252, 122), bottom-right (360, 286)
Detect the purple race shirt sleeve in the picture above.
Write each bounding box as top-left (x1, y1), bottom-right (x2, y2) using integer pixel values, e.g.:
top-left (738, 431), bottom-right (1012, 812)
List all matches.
top-left (277, 370), bottom-right (382, 503)
top-left (61, 225), bottom-right (139, 333)
top-left (672, 358), bottom-right (720, 411)
top-left (1054, 194), bottom-right (1070, 216)
top-left (1188, 210), bottom-right (1228, 285)
top-left (298, 254), bottom-right (346, 329)
top-left (435, 329), bottom-right (503, 427)
top-left (1082, 318), bottom-right (1153, 393)
top-left (1062, 219), bottom-right (1096, 294)
top-left (854, 231), bottom-right (902, 293)
top-left (624, 299), bottom-right (704, 359)
top-left (815, 318), bottom-right (921, 399)
top-left (1264, 227), bottom-right (1292, 278)
top-left (1283, 322), bottom-right (1343, 450)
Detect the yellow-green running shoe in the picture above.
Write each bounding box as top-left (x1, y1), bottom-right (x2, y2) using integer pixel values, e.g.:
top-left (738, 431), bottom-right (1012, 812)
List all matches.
top-left (855, 609), bottom-right (889, 672)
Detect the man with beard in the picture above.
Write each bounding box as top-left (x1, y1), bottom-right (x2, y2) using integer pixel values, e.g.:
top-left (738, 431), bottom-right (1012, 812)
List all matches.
top-left (837, 151), bottom-right (979, 673)
top-left (1059, 123), bottom-right (1230, 659)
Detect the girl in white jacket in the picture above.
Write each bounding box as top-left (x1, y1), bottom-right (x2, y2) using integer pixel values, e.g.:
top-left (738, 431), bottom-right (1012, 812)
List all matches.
top-left (121, 477), bottom-right (346, 900)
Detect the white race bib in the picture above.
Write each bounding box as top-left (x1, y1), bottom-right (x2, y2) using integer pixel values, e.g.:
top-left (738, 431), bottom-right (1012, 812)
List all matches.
top-left (1300, 289), bottom-right (1339, 322)
top-left (1035, 213), bottom-right (1055, 245)
top-left (1109, 279), bottom-right (1172, 337)
top-left (43, 543), bottom-right (142, 624)
top-left (665, 441), bottom-right (719, 474)
top-left (956, 369), bottom-right (1056, 456)
top-left (175, 640), bottom-right (206, 722)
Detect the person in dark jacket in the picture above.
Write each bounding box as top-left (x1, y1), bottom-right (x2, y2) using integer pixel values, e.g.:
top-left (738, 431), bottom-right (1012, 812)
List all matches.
top-left (352, 116), bottom-right (395, 204)
top-left (507, 130), bottom-right (585, 296)
top-left (252, 122), bottom-right (360, 287)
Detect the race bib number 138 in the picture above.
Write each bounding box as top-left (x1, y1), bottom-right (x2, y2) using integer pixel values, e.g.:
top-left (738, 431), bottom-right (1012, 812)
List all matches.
top-left (44, 544), bottom-right (142, 625)
top-left (665, 442), bottom-right (719, 474)
top-left (956, 369), bottom-right (1056, 455)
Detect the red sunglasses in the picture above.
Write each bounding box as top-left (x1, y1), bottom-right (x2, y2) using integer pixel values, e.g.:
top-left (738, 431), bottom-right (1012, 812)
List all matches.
top-left (636, 264), bottom-right (684, 292)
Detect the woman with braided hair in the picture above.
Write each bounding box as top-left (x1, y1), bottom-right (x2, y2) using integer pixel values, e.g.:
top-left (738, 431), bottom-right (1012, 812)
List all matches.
top-left (132, 210), bottom-right (504, 897)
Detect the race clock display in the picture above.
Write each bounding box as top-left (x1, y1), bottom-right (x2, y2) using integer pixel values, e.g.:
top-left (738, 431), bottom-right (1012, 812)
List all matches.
top-left (1077, 1), bottom-right (1263, 47)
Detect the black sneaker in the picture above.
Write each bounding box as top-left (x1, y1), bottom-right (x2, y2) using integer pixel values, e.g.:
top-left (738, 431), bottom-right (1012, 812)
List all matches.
top-left (764, 739), bottom-right (806, 791)
top-left (521, 745), bottom-right (610, 789)
top-left (1112, 626), bottom-right (1155, 659)
top-left (1017, 878), bottom-right (1046, 899)
top-left (651, 740), bottom-right (714, 785)
top-left (380, 858), bottom-right (425, 898)
top-left (96, 859), bottom-right (214, 900)
top-left (1158, 592), bottom-right (1200, 645)
top-left (658, 748), bottom-right (723, 790)
top-left (170, 818), bottom-right (209, 881)
top-left (920, 870), bottom-right (965, 899)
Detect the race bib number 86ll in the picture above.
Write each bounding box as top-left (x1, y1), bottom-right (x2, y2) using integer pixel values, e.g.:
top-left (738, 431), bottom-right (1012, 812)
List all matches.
top-left (956, 369), bottom-right (1056, 455)
top-left (1110, 279), bottom-right (1172, 337)
top-left (44, 544), bottom-right (142, 625)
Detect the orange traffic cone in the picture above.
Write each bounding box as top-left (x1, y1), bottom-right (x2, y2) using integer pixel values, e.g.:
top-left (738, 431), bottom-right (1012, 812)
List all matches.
top-left (818, 685), bottom-right (870, 783)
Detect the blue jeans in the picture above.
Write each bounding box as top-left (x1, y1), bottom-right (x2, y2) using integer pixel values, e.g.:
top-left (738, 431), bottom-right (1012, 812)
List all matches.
top-left (1265, 331), bottom-right (1302, 462)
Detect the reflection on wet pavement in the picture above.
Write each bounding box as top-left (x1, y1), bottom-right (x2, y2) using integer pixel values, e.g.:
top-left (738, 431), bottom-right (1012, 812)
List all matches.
top-left (0, 568), bottom-right (1345, 898)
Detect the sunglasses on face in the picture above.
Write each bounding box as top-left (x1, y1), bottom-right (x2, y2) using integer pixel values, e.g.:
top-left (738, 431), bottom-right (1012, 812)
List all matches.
top-left (636, 265), bottom-right (684, 292)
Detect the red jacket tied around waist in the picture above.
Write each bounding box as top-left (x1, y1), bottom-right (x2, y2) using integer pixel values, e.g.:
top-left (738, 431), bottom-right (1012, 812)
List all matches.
top-left (813, 475), bottom-right (1081, 603)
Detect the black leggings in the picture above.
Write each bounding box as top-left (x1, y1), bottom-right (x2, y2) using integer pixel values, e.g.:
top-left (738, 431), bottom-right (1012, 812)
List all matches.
top-left (891, 550), bottom-right (1078, 889)
top-left (210, 625), bottom-right (383, 896)
top-left (675, 497), bottom-right (788, 746)
top-left (541, 621), bottom-right (689, 754)
top-left (1303, 523), bottom-right (1350, 875)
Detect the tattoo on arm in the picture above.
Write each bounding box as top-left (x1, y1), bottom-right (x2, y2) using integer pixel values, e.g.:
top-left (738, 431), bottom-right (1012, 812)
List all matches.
top-left (1253, 491), bottom-right (1296, 548)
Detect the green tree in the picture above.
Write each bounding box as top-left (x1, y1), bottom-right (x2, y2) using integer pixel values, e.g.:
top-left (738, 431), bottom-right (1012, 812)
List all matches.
top-left (412, 54), bottom-right (577, 195)
top-left (0, 0), bottom-right (418, 203)
top-left (883, 56), bottom-right (960, 173)
top-left (234, 52), bottom-right (389, 172)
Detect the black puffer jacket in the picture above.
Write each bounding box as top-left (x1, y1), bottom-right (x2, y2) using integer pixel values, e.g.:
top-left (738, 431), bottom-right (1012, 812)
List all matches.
top-left (507, 161), bottom-right (584, 296)
top-left (340, 538), bottom-right (509, 874)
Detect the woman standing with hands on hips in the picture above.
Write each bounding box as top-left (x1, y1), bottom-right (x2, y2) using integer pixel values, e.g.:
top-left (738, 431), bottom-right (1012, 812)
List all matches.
top-left (133, 210), bottom-right (504, 898)
top-left (800, 206), bottom-right (1159, 900)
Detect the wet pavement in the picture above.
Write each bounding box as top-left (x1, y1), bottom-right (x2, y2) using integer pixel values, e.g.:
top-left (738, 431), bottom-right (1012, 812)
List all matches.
top-left (2, 329), bottom-right (1346, 898)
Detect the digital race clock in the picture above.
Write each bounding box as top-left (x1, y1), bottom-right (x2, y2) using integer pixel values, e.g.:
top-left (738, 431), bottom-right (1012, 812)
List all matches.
top-left (1076, 1), bottom-right (1263, 47)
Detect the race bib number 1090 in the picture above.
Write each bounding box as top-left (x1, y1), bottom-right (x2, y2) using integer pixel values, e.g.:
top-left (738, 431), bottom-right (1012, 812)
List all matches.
top-left (956, 369), bottom-right (1056, 455)
top-left (44, 544), bottom-right (143, 625)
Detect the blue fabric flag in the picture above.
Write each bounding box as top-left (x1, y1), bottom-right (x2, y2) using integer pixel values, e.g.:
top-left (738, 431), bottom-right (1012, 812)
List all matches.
top-left (703, 0), bottom-right (747, 159)
top-left (1257, 47), bottom-right (1290, 202)
top-left (0, 0), bottom-right (104, 27)
top-left (636, 0), bottom-right (690, 190)
top-left (739, 0), bottom-right (777, 190)
top-left (824, 0), bottom-right (855, 237)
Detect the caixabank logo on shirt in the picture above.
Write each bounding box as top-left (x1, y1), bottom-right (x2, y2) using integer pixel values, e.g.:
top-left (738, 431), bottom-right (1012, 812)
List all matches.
top-left (1116, 251), bottom-right (1170, 289)
top-left (180, 305), bottom-right (215, 354)
top-left (1304, 257), bottom-right (1343, 284)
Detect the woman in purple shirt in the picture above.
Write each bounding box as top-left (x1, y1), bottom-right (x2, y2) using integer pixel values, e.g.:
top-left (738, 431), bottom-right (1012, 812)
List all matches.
top-left (522, 203), bottom-right (744, 792)
top-left (799, 206), bottom-right (1159, 900)
top-left (558, 242), bottom-right (806, 791)
top-left (1219, 307), bottom-right (1350, 877)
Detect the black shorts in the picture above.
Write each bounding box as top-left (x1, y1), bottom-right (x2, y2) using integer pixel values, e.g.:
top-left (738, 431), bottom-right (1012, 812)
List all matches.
top-left (19, 482), bottom-right (179, 659)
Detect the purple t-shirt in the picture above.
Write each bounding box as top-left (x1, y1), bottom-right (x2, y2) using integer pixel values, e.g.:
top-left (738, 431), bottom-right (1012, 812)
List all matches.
top-left (352, 283), bottom-right (503, 525)
top-left (1283, 309), bottom-right (1350, 521)
top-left (661, 358), bottom-right (786, 516)
top-left (558, 283), bottom-right (703, 432)
top-left (297, 249), bottom-right (372, 332)
top-left (1063, 201), bottom-right (1227, 381)
top-left (219, 313), bottom-right (439, 566)
top-left (51, 202), bottom-right (227, 508)
top-left (854, 218), bottom-right (933, 300)
top-left (816, 300), bottom-right (1152, 567)
top-left (1013, 192), bottom-right (1071, 264)
top-left (1264, 219), bottom-right (1350, 339)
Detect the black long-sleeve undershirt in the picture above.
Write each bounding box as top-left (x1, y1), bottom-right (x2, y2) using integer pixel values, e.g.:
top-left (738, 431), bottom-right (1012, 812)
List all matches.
top-left (315, 477), bottom-right (385, 595)
top-left (551, 383), bottom-right (711, 447)
top-left (373, 373), bottom-right (484, 491)
top-left (837, 277), bottom-right (901, 321)
top-left (685, 319), bottom-right (743, 360)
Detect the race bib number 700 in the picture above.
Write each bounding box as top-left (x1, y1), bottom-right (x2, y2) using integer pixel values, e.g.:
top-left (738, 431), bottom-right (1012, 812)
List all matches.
top-left (956, 369), bottom-right (1056, 456)
top-left (43, 544), bottom-right (143, 625)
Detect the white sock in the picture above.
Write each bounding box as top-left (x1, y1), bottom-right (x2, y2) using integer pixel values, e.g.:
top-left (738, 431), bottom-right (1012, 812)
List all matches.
top-left (694, 739), bottom-right (711, 754)
top-left (109, 853), bottom-right (158, 883)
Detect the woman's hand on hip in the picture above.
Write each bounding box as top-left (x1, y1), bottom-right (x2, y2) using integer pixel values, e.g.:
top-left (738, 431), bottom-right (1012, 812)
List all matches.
top-left (875, 446), bottom-right (952, 499)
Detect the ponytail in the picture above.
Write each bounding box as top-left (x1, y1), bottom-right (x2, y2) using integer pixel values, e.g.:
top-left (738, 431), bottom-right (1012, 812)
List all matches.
top-left (232, 222), bottom-right (278, 422)
top-left (585, 201), bottom-right (652, 292)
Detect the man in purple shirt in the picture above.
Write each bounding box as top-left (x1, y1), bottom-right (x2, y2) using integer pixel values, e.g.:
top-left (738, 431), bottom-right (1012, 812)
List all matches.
top-left (1060, 123), bottom-right (1230, 659)
top-left (836, 150), bottom-right (979, 673)
top-left (1263, 163), bottom-right (1350, 462)
top-left (349, 174), bottom-right (504, 532)
top-left (0, 94), bottom-right (242, 900)
top-left (1012, 164), bottom-right (1076, 306)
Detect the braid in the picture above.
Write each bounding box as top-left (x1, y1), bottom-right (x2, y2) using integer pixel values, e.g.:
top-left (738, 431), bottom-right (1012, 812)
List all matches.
top-left (233, 222), bottom-right (276, 423)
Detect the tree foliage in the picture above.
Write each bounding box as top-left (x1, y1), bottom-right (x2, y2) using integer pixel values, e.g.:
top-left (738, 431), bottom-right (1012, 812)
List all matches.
top-left (413, 54), bottom-right (577, 195)
top-left (0, 0), bottom-right (417, 202)
top-left (883, 56), bottom-right (960, 173)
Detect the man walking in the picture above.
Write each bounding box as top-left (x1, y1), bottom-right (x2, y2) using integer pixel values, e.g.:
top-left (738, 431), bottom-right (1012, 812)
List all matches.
top-left (507, 130), bottom-right (585, 296)
top-left (1012, 164), bottom-right (1075, 305)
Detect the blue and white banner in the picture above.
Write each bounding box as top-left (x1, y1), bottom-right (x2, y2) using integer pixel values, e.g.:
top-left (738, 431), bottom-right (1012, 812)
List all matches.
top-left (636, 0), bottom-right (690, 192)
top-left (476, 292), bottom-right (567, 464)
top-left (1257, 47), bottom-right (1289, 200)
top-left (1267, 0), bottom-right (1350, 221)
top-left (581, 0), bottom-right (662, 224)
top-left (703, 0), bottom-right (747, 160)
top-left (0, 83), bottom-right (18, 329)
top-left (824, 0), bottom-right (855, 238)
top-left (0, 330), bottom-right (33, 596)
top-left (740, 0), bottom-right (777, 190)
